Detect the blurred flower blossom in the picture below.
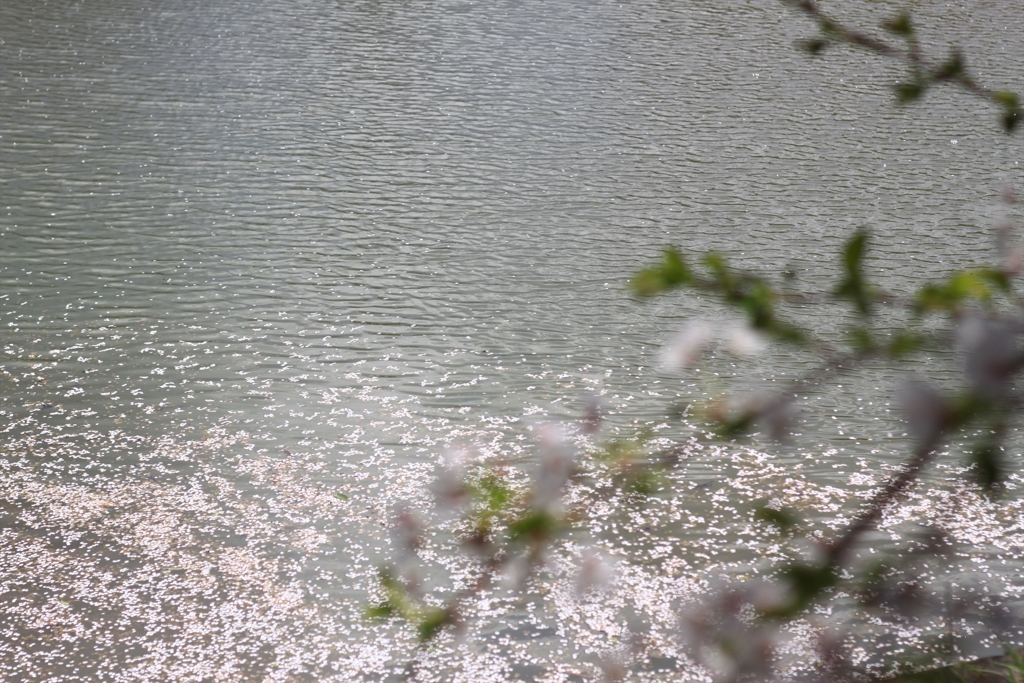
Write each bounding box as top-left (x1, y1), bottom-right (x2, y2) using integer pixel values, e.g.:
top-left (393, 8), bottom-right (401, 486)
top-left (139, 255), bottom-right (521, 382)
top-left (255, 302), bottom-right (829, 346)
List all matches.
top-left (957, 315), bottom-right (1021, 400)
top-left (431, 447), bottom-right (474, 511)
top-left (391, 505), bottom-right (421, 558)
top-left (532, 423), bottom-right (575, 512)
top-left (678, 583), bottom-right (778, 682)
top-left (898, 377), bottom-right (950, 444)
top-left (1004, 246), bottom-right (1023, 276)
top-left (725, 324), bottom-right (767, 358)
top-left (575, 548), bottom-right (614, 596)
top-left (760, 395), bottom-right (798, 442)
top-left (501, 553), bottom-right (531, 589)
top-left (709, 391), bottom-right (798, 441)
top-left (995, 217), bottom-right (1023, 275)
top-left (660, 322), bottom-right (715, 370)
top-left (390, 504), bottom-right (424, 591)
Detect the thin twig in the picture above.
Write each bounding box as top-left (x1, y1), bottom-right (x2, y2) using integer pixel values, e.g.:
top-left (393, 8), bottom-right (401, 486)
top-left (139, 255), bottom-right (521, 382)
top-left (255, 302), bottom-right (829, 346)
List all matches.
top-left (786, 0), bottom-right (1018, 117)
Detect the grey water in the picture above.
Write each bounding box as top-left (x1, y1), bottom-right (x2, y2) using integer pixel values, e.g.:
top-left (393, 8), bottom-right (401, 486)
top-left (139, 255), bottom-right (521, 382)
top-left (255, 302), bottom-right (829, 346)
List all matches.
top-left (1, 0), bottom-right (1022, 680)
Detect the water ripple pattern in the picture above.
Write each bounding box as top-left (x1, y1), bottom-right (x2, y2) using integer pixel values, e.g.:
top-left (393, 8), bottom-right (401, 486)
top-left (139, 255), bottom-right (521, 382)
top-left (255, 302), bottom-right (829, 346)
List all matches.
top-left (1, 0), bottom-right (1022, 680)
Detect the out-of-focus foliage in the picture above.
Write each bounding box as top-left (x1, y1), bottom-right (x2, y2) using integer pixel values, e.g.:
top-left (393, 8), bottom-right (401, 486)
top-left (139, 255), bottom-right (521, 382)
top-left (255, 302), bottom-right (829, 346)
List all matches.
top-left (786, 0), bottom-right (1021, 133)
top-left (366, 2), bottom-right (1022, 681)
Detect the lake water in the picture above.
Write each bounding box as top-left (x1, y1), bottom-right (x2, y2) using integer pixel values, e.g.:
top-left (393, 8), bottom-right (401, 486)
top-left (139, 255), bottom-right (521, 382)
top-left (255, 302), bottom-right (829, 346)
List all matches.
top-left (1, 0), bottom-right (1022, 680)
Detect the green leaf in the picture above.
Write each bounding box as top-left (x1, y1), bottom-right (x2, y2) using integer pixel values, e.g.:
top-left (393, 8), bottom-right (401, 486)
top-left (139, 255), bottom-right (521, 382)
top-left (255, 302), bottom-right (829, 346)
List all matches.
top-left (630, 268), bottom-right (667, 297)
top-left (914, 268), bottom-right (1008, 313)
top-left (600, 437), bottom-right (646, 465)
top-left (706, 397), bottom-right (757, 438)
top-left (473, 471), bottom-right (513, 514)
top-left (1002, 108), bottom-right (1020, 134)
top-left (834, 228), bottom-right (872, 315)
top-left (763, 562), bottom-right (840, 618)
top-left (993, 91), bottom-right (1020, 109)
top-left (716, 414), bottom-right (757, 438)
top-left (465, 470), bottom-right (515, 539)
top-left (979, 267), bottom-right (1011, 292)
top-left (894, 81), bottom-right (926, 103)
top-left (364, 603), bottom-right (395, 620)
top-left (888, 331), bottom-right (924, 357)
top-left (695, 254), bottom-right (803, 344)
top-left (785, 562), bottom-right (839, 605)
top-left (630, 248), bottom-right (691, 296)
top-left (993, 92), bottom-right (1021, 133)
top-left (842, 227), bottom-right (867, 275)
top-left (847, 325), bottom-right (875, 352)
top-left (817, 18), bottom-right (839, 36)
top-left (335, 492), bottom-right (349, 501)
top-left (768, 321), bottom-right (806, 344)
top-left (509, 511), bottom-right (558, 543)
top-left (741, 282), bottom-right (776, 329)
top-left (933, 51), bottom-right (964, 81)
top-left (950, 272), bottom-right (991, 300)
top-left (702, 252), bottom-right (733, 290)
top-left (417, 607), bottom-right (452, 641)
top-left (628, 469), bottom-right (665, 496)
top-left (366, 569), bottom-right (408, 622)
top-left (661, 248), bottom-right (691, 283)
top-left (881, 12), bottom-right (913, 36)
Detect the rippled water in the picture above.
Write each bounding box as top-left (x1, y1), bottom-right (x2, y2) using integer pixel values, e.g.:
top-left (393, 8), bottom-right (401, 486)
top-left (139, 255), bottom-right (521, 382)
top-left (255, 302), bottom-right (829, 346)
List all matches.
top-left (2, 0), bottom-right (1022, 680)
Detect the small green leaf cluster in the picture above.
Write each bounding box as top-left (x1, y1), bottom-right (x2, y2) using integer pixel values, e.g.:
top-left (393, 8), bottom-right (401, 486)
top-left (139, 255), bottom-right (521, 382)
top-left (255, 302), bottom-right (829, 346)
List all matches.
top-left (631, 181), bottom-right (1020, 680)
top-left (788, 2), bottom-right (1022, 133)
top-left (596, 432), bottom-right (669, 496)
top-left (365, 5), bottom-right (1023, 676)
top-left (632, 249), bottom-right (804, 344)
top-left (834, 227), bottom-right (872, 316)
top-left (914, 268), bottom-right (1011, 314)
top-left (951, 645), bottom-right (1024, 683)
top-left (365, 569), bottom-right (455, 642)
top-left (630, 247), bottom-right (691, 296)
top-left (367, 441), bottom-right (583, 642)
top-left (636, 222), bottom-right (1022, 456)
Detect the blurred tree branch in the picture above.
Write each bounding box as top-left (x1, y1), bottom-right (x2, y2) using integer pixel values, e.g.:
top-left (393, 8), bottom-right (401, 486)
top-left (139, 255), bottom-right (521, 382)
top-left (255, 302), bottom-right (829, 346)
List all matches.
top-left (785, 0), bottom-right (1021, 132)
top-left (368, 3), bottom-right (1023, 681)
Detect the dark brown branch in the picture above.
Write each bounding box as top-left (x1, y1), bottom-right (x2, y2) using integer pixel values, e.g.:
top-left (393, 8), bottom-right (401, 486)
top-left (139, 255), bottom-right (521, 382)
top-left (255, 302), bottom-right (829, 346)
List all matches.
top-left (824, 436), bottom-right (939, 568)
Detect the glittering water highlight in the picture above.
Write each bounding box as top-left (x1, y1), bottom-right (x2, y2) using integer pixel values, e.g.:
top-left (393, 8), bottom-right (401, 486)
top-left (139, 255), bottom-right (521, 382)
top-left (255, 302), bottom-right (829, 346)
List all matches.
top-left (2, 0), bottom-right (1022, 680)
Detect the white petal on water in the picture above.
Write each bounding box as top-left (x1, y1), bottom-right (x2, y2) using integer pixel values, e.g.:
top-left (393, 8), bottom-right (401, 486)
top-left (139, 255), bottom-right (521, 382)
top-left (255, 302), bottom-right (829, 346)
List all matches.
top-left (1, 417), bottom-right (1020, 681)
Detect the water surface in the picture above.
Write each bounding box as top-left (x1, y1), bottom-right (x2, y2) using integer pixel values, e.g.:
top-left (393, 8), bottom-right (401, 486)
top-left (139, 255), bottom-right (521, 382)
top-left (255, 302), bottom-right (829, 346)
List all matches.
top-left (2, 0), bottom-right (1022, 680)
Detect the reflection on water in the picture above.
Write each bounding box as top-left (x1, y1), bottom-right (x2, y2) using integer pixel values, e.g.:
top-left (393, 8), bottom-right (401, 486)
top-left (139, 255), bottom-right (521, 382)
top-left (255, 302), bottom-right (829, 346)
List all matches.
top-left (1, 0), bottom-right (1022, 680)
